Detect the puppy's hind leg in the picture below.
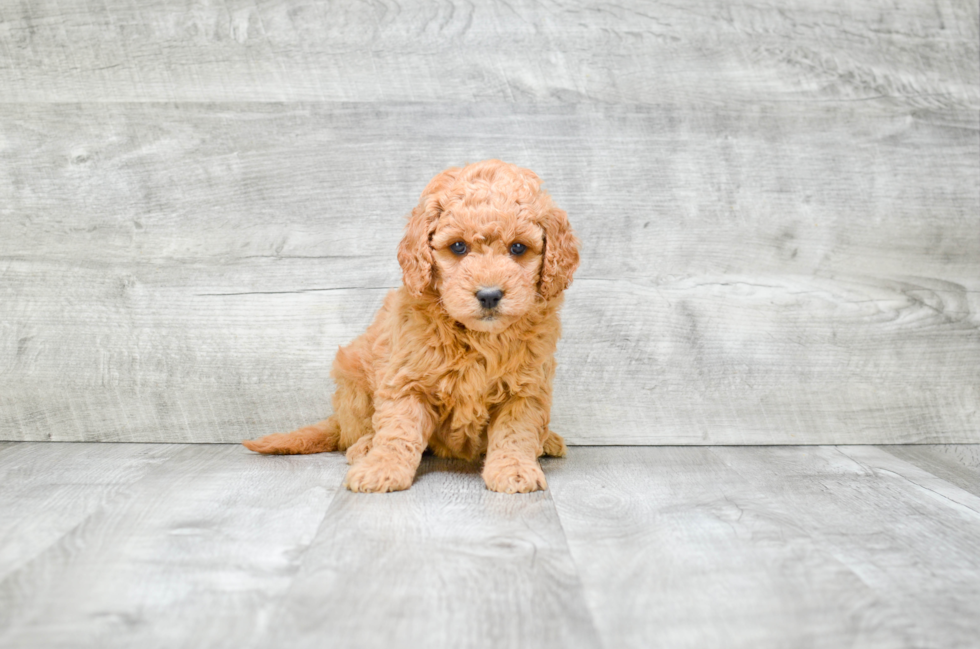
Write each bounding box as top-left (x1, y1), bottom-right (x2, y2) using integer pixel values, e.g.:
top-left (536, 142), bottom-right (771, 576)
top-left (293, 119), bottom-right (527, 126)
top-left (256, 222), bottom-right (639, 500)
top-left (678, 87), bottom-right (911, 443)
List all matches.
top-left (331, 347), bottom-right (376, 464)
top-left (243, 416), bottom-right (340, 455)
top-left (541, 427), bottom-right (567, 458)
top-left (344, 433), bottom-right (374, 465)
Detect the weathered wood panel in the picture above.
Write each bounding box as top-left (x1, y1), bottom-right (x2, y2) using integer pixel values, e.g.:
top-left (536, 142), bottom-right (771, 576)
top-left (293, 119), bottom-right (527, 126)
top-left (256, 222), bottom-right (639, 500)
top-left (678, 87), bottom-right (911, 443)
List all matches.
top-left (1, 442), bottom-right (978, 647)
top-left (256, 456), bottom-right (600, 649)
top-left (0, 442), bottom-right (184, 582)
top-left (0, 0), bottom-right (975, 106)
top-left (0, 443), bottom-right (599, 648)
top-left (882, 444), bottom-right (980, 497)
top-left (1, 102), bottom-right (977, 443)
top-left (548, 445), bottom-right (980, 649)
top-left (1, 0), bottom-right (978, 444)
top-left (0, 443), bottom-right (347, 648)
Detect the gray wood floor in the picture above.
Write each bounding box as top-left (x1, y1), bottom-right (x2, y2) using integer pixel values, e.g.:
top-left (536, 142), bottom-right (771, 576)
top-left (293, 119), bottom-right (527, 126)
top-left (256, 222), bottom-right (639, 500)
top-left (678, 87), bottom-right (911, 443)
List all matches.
top-left (2, 1), bottom-right (978, 446)
top-left (1, 442), bottom-right (977, 649)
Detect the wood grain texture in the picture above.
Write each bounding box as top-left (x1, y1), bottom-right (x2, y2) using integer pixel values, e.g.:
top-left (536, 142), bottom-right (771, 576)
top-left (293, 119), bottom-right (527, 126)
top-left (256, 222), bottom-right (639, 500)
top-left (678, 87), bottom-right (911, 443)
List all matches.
top-left (547, 445), bottom-right (980, 649)
top-left (0, 443), bottom-right (348, 649)
top-left (838, 444), bottom-right (980, 513)
top-left (257, 455), bottom-right (601, 649)
top-left (2, 442), bottom-right (978, 648)
top-left (881, 444), bottom-right (980, 497)
top-left (1, 0), bottom-right (978, 444)
top-left (0, 442), bottom-right (184, 582)
top-left (1, 101), bottom-right (977, 444)
top-left (0, 0), bottom-right (976, 105)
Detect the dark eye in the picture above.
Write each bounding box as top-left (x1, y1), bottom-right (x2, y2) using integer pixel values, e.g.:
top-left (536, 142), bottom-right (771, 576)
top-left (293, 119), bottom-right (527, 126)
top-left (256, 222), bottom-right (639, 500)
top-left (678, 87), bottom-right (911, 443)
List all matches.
top-left (449, 241), bottom-right (468, 256)
top-left (510, 242), bottom-right (527, 256)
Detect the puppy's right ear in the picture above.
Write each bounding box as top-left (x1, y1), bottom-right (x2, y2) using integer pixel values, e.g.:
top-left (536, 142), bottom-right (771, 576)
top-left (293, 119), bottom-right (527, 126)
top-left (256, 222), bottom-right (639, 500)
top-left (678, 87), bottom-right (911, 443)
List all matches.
top-left (398, 167), bottom-right (459, 297)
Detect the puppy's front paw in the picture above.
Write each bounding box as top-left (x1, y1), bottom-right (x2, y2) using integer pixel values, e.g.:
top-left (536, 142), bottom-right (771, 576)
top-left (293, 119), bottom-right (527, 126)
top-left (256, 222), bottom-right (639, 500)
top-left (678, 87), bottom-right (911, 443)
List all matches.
top-left (344, 454), bottom-right (415, 493)
top-left (483, 459), bottom-right (548, 494)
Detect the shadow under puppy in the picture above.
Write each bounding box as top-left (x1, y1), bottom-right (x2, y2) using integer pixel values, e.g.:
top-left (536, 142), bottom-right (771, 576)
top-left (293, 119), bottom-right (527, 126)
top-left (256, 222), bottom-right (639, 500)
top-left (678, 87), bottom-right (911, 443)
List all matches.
top-left (244, 159), bottom-right (579, 493)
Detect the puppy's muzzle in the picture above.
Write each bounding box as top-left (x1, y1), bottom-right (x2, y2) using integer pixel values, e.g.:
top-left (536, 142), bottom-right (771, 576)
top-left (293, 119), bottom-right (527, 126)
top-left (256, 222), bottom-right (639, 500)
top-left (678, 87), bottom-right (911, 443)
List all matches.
top-left (476, 288), bottom-right (504, 310)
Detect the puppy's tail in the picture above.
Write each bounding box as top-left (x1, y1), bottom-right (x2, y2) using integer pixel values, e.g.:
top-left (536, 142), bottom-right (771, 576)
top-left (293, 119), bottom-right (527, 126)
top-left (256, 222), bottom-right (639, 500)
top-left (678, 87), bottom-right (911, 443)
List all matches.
top-left (243, 417), bottom-right (340, 455)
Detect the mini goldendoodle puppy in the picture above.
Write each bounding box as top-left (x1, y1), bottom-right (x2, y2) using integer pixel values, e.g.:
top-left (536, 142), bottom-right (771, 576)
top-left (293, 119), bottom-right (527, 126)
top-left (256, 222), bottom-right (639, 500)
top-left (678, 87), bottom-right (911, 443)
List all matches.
top-left (243, 159), bottom-right (579, 493)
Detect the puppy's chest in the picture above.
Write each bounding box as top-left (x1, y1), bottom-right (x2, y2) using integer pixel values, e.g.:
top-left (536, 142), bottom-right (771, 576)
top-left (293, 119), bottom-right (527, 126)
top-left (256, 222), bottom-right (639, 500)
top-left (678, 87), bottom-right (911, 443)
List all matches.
top-left (432, 358), bottom-right (509, 428)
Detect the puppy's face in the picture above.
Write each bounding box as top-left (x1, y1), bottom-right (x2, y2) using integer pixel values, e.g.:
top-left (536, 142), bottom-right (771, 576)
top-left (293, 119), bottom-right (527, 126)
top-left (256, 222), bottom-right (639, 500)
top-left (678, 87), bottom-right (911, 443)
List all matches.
top-left (430, 209), bottom-right (545, 333)
top-left (398, 161), bottom-right (580, 333)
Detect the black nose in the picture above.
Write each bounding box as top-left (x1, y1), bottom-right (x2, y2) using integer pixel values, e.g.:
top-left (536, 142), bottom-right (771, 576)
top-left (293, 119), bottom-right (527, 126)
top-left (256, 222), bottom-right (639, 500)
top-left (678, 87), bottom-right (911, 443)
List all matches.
top-left (476, 288), bottom-right (504, 309)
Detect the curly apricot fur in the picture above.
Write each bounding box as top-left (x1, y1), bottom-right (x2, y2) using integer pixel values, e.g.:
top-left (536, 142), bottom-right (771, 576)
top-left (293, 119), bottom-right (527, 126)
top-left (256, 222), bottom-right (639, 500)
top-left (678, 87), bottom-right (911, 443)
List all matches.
top-left (243, 160), bottom-right (580, 493)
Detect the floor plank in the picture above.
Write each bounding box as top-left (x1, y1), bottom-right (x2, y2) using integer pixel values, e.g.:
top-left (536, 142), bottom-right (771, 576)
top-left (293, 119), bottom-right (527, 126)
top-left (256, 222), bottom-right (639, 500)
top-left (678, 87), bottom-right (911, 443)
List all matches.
top-left (1, 443), bottom-right (978, 647)
top-left (0, 442), bottom-right (183, 582)
top-left (257, 455), bottom-right (601, 649)
top-left (880, 444), bottom-right (980, 497)
top-left (0, 443), bottom-right (348, 649)
top-left (548, 446), bottom-right (980, 649)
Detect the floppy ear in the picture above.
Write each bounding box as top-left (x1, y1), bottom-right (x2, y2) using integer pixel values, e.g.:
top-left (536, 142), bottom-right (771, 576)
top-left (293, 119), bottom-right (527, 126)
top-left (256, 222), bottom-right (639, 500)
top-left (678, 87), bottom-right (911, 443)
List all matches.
top-left (397, 168), bottom-right (460, 297)
top-left (539, 206), bottom-right (580, 301)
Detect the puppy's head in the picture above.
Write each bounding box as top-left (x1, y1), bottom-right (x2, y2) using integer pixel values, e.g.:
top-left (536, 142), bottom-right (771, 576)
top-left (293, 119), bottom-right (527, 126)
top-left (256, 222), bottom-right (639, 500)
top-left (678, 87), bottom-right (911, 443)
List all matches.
top-left (398, 160), bottom-right (579, 333)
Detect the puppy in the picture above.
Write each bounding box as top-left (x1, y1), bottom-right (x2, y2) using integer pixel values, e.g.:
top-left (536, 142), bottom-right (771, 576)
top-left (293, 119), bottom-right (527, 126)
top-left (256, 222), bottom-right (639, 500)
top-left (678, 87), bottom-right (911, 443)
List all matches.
top-left (243, 159), bottom-right (579, 493)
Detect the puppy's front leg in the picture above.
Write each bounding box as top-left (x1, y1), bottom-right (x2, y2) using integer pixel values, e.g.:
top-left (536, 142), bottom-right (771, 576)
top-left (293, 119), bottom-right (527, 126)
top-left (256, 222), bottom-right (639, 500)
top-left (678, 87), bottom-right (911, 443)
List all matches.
top-left (344, 395), bottom-right (434, 493)
top-left (483, 397), bottom-right (549, 494)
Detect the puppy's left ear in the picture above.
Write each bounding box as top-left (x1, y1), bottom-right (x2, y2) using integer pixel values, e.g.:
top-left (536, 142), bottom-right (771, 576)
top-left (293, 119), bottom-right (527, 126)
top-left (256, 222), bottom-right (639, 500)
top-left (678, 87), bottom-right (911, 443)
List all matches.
top-left (398, 167), bottom-right (460, 297)
top-left (539, 206), bottom-right (580, 301)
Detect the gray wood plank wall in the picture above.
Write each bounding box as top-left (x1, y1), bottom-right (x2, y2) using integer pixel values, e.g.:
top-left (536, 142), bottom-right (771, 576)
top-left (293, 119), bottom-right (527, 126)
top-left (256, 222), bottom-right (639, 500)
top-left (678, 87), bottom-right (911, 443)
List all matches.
top-left (1, 1), bottom-right (978, 444)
